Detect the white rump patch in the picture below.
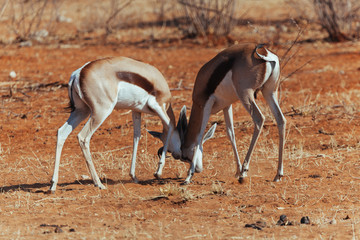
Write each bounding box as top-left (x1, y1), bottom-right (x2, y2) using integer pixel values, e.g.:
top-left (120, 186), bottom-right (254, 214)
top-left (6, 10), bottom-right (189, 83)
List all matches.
top-left (71, 62), bottom-right (91, 100)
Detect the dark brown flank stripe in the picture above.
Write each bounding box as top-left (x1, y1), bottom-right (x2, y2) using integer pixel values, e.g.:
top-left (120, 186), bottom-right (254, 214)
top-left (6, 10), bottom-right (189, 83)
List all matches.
top-left (204, 55), bottom-right (236, 98)
top-left (116, 71), bottom-right (155, 94)
top-left (203, 44), bottom-right (268, 101)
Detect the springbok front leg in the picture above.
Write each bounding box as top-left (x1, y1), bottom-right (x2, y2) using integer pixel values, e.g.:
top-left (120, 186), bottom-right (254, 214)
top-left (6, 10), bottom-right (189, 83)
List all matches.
top-left (129, 111), bottom-right (141, 183)
top-left (77, 108), bottom-right (114, 190)
top-left (154, 123), bottom-right (174, 179)
top-left (147, 97), bottom-right (174, 179)
top-left (223, 105), bottom-right (242, 177)
top-left (183, 97), bottom-right (215, 185)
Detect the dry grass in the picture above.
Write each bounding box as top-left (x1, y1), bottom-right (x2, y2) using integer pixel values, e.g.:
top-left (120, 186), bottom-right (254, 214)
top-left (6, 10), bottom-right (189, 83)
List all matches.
top-left (0, 1), bottom-right (359, 238)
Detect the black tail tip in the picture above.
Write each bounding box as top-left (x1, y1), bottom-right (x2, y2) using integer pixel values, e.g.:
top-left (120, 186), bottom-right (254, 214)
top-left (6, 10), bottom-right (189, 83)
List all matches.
top-left (256, 43), bottom-right (267, 49)
top-left (65, 100), bottom-right (75, 112)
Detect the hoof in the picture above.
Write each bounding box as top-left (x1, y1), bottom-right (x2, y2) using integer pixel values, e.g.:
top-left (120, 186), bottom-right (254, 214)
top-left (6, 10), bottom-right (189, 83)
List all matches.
top-left (273, 175), bottom-right (283, 182)
top-left (181, 180), bottom-right (190, 185)
top-left (96, 183), bottom-right (107, 190)
top-left (238, 177), bottom-right (246, 184)
top-left (153, 172), bottom-right (162, 180)
top-left (130, 175), bottom-right (139, 184)
top-left (49, 182), bottom-right (56, 194)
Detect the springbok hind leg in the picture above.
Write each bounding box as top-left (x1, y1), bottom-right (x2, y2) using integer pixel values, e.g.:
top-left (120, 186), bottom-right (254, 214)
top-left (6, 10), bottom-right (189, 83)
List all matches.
top-left (238, 91), bottom-right (265, 183)
top-left (50, 108), bottom-right (89, 193)
top-left (262, 90), bottom-right (286, 182)
top-left (77, 109), bottom-right (113, 189)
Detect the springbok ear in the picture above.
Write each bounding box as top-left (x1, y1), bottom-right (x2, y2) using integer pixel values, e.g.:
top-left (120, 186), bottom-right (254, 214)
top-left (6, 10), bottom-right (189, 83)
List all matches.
top-left (177, 105), bottom-right (188, 142)
top-left (148, 130), bottom-right (162, 139)
top-left (202, 123), bottom-right (217, 144)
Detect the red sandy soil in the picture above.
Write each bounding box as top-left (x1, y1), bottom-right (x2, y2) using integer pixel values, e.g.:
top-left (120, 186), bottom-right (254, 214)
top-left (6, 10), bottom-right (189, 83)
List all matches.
top-left (0, 1), bottom-right (360, 239)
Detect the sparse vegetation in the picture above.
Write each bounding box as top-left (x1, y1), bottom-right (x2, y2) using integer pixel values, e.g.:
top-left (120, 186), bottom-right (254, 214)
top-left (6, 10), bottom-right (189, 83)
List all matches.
top-left (159, 183), bottom-right (194, 201)
top-left (313, 0), bottom-right (360, 41)
top-left (5, 0), bottom-right (64, 42)
top-left (177, 0), bottom-right (237, 38)
top-left (0, 0), bottom-right (359, 239)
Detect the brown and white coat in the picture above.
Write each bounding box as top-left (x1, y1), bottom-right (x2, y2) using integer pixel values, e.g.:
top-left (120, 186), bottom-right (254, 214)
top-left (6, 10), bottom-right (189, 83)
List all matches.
top-left (173, 43), bottom-right (286, 184)
top-left (50, 57), bottom-right (181, 192)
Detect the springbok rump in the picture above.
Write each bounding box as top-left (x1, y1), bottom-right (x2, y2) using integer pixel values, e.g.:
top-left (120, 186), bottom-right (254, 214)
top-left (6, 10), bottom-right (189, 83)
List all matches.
top-left (158, 43), bottom-right (286, 185)
top-left (49, 57), bottom-right (182, 193)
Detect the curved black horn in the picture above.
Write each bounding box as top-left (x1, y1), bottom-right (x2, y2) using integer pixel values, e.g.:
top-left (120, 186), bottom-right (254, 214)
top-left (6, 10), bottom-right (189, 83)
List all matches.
top-left (157, 147), bottom-right (164, 158)
top-left (177, 105), bottom-right (188, 143)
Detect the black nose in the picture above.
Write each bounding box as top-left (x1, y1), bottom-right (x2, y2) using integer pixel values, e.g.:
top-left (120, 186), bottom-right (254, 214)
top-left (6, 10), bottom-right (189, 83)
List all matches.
top-left (157, 147), bottom-right (164, 158)
top-left (181, 155), bottom-right (191, 163)
top-left (172, 153), bottom-right (181, 160)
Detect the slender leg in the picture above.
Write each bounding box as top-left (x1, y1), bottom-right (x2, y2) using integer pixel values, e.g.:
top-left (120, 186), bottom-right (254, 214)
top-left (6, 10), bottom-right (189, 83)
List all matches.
top-left (183, 98), bottom-right (215, 185)
top-left (262, 90), bottom-right (286, 181)
top-left (154, 124), bottom-right (174, 179)
top-left (237, 91), bottom-right (265, 182)
top-left (146, 97), bottom-right (173, 179)
top-left (50, 109), bottom-right (89, 193)
top-left (129, 111), bottom-right (141, 183)
top-left (77, 108), bottom-right (113, 189)
top-left (223, 105), bottom-right (242, 177)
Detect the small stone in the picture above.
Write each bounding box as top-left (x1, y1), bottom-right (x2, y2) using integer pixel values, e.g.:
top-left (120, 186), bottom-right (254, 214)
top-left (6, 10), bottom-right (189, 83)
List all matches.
top-left (277, 215), bottom-right (290, 226)
top-left (20, 40), bottom-right (32, 47)
top-left (54, 226), bottom-right (63, 233)
top-left (81, 175), bottom-right (91, 180)
top-left (245, 223), bottom-right (262, 230)
top-left (255, 220), bottom-right (266, 228)
top-left (9, 71), bottom-right (17, 79)
top-left (329, 219), bottom-right (337, 225)
top-left (244, 220), bottom-right (266, 230)
top-left (280, 215), bottom-right (287, 222)
top-left (300, 216), bottom-right (310, 224)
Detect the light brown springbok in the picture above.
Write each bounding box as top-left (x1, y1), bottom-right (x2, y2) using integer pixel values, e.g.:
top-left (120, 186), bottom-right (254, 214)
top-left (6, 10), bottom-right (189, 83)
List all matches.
top-left (156, 43), bottom-right (286, 185)
top-left (49, 57), bottom-right (182, 193)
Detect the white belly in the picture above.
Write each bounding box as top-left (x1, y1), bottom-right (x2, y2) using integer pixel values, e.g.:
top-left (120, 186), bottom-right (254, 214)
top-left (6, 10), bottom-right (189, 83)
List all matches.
top-left (115, 82), bottom-right (154, 114)
top-left (211, 71), bottom-right (238, 113)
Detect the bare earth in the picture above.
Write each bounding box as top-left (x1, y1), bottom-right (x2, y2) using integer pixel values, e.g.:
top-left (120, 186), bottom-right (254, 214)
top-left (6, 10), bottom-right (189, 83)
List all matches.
top-left (0, 2), bottom-right (360, 239)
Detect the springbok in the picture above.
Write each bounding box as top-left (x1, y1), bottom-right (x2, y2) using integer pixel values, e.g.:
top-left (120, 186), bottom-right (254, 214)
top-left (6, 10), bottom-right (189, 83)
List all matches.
top-left (49, 57), bottom-right (182, 193)
top-left (169, 43), bottom-right (286, 185)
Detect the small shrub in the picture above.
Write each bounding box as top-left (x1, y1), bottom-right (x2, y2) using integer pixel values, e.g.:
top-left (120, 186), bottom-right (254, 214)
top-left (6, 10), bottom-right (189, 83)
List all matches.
top-left (177, 0), bottom-right (237, 38)
top-left (6, 0), bottom-right (63, 42)
top-left (313, 0), bottom-right (360, 41)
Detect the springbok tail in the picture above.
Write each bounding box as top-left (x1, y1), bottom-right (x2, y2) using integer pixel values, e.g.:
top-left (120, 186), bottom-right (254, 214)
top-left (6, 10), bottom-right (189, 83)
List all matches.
top-left (66, 73), bottom-right (76, 112)
top-left (65, 62), bottom-right (90, 112)
top-left (255, 44), bottom-right (278, 63)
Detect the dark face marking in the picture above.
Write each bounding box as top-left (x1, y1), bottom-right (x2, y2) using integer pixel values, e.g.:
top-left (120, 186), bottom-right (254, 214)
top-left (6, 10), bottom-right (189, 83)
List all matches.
top-left (204, 56), bottom-right (235, 98)
top-left (116, 71), bottom-right (155, 94)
